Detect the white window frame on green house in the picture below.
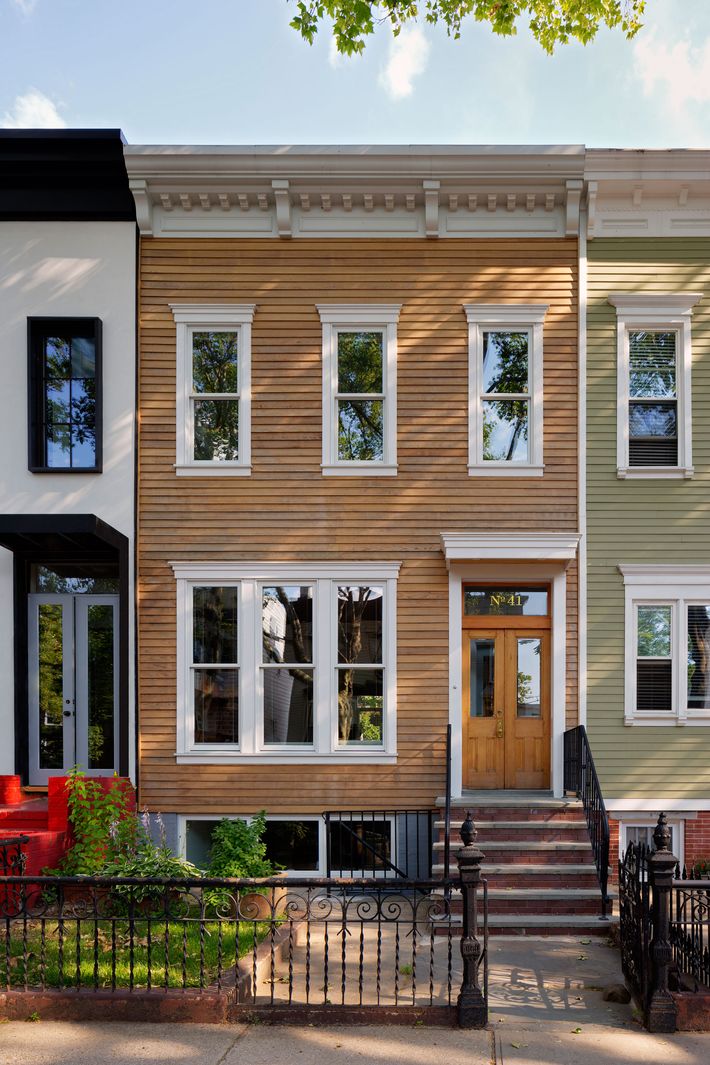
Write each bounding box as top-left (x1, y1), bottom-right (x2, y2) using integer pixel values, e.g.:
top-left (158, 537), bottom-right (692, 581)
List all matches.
top-left (620, 564), bottom-right (710, 726)
top-left (464, 304), bottom-right (547, 476)
top-left (171, 561), bottom-right (399, 763)
top-left (317, 305), bottom-right (400, 476)
top-left (608, 293), bottom-right (702, 480)
top-left (170, 304), bottom-right (255, 476)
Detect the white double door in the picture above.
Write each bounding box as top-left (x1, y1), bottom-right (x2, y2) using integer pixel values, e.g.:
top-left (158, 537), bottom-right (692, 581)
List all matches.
top-left (28, 594), bottom-right (119, 786)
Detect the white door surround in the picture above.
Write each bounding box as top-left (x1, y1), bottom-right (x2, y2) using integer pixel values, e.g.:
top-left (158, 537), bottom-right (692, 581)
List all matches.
top-left (441, 532), bottom-right (580, 799)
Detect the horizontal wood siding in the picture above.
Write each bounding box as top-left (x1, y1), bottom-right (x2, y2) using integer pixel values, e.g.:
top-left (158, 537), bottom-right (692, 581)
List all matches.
top-left (138, 238), bottom-right (578, 814)
top-left (587, 239), bottom-right (710, 799)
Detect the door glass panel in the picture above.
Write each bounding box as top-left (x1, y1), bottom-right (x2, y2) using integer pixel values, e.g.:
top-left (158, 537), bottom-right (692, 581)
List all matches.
top-left (38, 604), bottom-right (65, 769)
top-left (517, 638), bottom-right (541, 717)
top-left (86, 604), bottom-right (115, 769)
top-left (465, 587), bottom-right (548, 616)
top-left (470, 639), bottom-right (494, 718)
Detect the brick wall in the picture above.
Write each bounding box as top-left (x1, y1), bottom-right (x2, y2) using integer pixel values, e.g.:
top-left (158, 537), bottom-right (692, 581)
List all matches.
top-left (684, 812), bottom-right (710, 868)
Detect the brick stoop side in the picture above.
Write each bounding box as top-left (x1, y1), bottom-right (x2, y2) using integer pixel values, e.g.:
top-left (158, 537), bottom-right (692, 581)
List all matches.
top-left (673, 991), bottom-right (710, 1032)
top-left (434, 797), bottom-right (617, 936)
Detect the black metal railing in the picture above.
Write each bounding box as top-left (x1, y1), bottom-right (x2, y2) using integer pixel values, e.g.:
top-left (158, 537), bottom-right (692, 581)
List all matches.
top-left (443, 723), bottom-right (452, 881)
top-left (619, 840), bottom-right (651, 1006)
top-left (324, 810), bottom-right (434, 879)
top-left (0, 836), bottom-right (27, 877)
top-left (563, 725), bottom-right (611, 916)
top-left (671, 875), bottom-right (710, 993)
top-left (0, 820), bottom-right (489, 1027)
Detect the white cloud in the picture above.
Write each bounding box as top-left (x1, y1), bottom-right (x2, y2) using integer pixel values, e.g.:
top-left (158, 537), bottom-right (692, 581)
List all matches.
top-left (328, 34), bottom-right (343, 69)
top-left (1, 89), bottom-right (66, 129)
top-left (633, 30), bottom-right (710, 114)
top-left (378, 26), bottom-right (430, 100)
top-left (12, 0), bottom-right (38, 14)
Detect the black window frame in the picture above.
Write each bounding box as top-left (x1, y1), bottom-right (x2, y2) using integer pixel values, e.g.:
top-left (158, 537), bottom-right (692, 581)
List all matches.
top-left (27, 316), bottom-right (103, 473)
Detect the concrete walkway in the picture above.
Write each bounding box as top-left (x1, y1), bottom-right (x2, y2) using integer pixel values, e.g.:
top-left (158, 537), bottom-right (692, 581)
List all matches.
top-left (1, 937), bottom-right (708, 1065)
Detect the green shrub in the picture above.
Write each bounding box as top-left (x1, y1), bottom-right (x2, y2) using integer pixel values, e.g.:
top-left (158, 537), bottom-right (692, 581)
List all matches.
top-left (47, 767), bottom-right (137, 876)
top-left (207, 813), bottom-right (279, 878)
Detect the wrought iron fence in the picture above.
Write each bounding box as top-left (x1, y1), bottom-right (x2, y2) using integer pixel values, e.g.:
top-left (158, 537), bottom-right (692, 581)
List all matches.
top-left (0, 836), bottom-right (27, 877)
top-left (323, 810), bottom-right (434, 879)
top-left (671, 877), bottom-right (710, 993)
top-left (0, 822), bottom-right (488, 1027)
top-left (563, 725), bottom-right (611, 916)
top-left (618, 840), bottom-right (651, 1006)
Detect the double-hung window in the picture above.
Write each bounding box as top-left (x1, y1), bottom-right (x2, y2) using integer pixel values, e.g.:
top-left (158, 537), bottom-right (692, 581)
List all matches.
top-left (28, 317), bottom-right (102, 472)
top-left (173, 563), bottom-right (399, 761)
top-left (464, 305), bottom-right (547, 476)
top-left (609, 294), bottom-right (701, 478)
top-left (318, 306), bottom-right (400, 475)
top-left (171, 304), bottom-right (254, 475)
top-left (621, 565), bottom-right (710, 725)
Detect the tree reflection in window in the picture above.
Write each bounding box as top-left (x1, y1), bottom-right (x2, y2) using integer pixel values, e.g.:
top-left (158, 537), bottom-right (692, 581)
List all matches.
top-left (337, 585), bottom-right (384, 745)
top-left (481, 332), bottom-right (530, 462)
top-left (336, 332), bottom-right (384, 462)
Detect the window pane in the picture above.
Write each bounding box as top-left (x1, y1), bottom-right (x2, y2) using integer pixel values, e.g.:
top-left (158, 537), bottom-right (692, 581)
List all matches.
top-left (688, 605), bottom-right (710, 710)
top-left (42, 332), bottom-right (97, 469)
top-left (46, 380), bottom-right (70, 423)
top-left (337, 399), bottom-right (383, 462)
top-left (46, 426), bottom-right (71, 468)
top-left (482, 331), bottom-right (529, 394)
top-left (482, 399), bottom-right (529, 462)
top-left (192, 332), bottom-right (238, 394)
top-left (629, 332), bottom-right (676, 398)
top-left (337, 668), bottom-right (383, 745)
top-left (33, 565), bottom-right (119, 594)
top-left (194, 398), bottom-right (239, 461)
top-left (629, 401), bottom-right (677, 440)
top-left (626, 825), bottom-right (674, 853)
top-left (337, 586), bottom-right (383, 664)
top-left (38, 604), bottom-right (64, 769)
top-left (193, 586), bottom-right (238, 664)
top-left (194, 668), bottom-right (238, 744)
top-left (263, 666), bottom-right (314, 744)
top-left (70, 426), bottom-right (96, 467)
top-left (470, 639), bottom-right (494, 718)
top-left (337, 331), bottom-right (383, 393)
top-left (637, 660), bottom-right (672, 713)
top-left (262, 585), bottom-right (313, 664)
top-left (464, 587), bottom-right (548, 616)
top-left (185, 819), bottom-right (221, 868)
top-left (328, 820), bottom-right (392, 875)
top-left (263, 821), bottom-right (320, 872)
top-left (45, 337), bottom-right (71, 379)
top-left (71, 336), bottom-right (96, 378)
top-left (87, 604), bottom-right (115, 769)
top-left (637, 606), bottom-right (671, 658)
top-left (517, 638), bottom-right (541, 718)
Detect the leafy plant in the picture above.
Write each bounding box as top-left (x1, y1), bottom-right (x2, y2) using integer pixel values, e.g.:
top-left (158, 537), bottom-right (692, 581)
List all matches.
top-left (99, 812), bottom-right (202, 906)
top-left (689, 858), bottom-right (710, 878)
top-left (46, 768), bottom-right (137, 876)
top-left (207, 813), bottom-right (280, 879)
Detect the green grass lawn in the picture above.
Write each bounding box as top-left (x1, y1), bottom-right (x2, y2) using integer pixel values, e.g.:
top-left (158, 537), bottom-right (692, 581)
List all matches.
top-left (1, 917), bottom-right (272, 990)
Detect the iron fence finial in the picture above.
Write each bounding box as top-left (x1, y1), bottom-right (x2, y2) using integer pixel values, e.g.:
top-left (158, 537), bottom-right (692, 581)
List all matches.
top-left (460, 811), bottom-right (477, 847)
top-left (653, 812), bottom-right (672, 854)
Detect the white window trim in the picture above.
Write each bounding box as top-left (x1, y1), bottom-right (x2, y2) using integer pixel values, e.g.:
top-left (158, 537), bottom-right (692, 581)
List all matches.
top-left (464, 304), bottom-right (548, 477)
top-left (608, 293), bottom-right (702, 480)
top-left (617, 814), bottom-right (684, 867)
top-left (317, 305), bottom-right (400, 476)
top-left (178, 812), bottom-right (396, 878)
top-left (170, 303), bottom-right (256, 476)
top-left (620, 564), bottom-right (710, 726)
top-left (172, 561), bottom-right (399, 763)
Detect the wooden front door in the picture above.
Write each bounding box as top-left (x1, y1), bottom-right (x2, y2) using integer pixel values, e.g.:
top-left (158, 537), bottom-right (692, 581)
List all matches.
top-left (463, 622), bottom-right (551, 790)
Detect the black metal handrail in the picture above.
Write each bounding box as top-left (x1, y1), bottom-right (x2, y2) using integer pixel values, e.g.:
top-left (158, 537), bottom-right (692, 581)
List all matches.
top-left (443, 723), bottom-right (452, 880)
top-left (564, 725), bottom-right (611, 917)
top-left (323, 809), bottom-right (434, 878)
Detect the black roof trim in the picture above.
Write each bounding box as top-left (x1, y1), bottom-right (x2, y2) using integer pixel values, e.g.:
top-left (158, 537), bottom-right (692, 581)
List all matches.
top-left (0, 514), bottom-right (127, 561)
top-left (0, 129), bottom-right (135, 222)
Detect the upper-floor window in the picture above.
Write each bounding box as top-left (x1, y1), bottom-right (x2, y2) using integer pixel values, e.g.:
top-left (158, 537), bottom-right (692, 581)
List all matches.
top-left (172, 562), bottom-right (399, 762)
top-left (464, 305), bottom-right (547, 476)
top-left (170, 304), bottom-right (255, 476)
top-left (317, 305), bottom-right (400, 476)
top-left (28, 318), bottom-right (102, 472)
top-left (609, 293), bottom-right (702, 479)
top-left (620, 564), bottom-right (710, 726)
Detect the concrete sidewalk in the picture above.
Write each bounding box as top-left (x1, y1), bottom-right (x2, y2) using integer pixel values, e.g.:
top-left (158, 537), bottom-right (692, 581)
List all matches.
top-left (1, 937), bottom-right (708, 1065)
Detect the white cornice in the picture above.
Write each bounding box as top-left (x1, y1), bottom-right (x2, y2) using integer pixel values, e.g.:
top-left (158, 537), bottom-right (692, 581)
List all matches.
top-left (607, 293), bottom-right (703, 318)
top-left (169, 303), bottom-right (256, 324)
top-left (440, 532), bottom-right (580, 564)
top-left (463, 303), bottom-right (549, 324)
top-left (619, 564), bottom-right (710, 585)
top-left (317, 304), bottom-right (401, 324)
top-left (170, 561), bottom-right (402, 580)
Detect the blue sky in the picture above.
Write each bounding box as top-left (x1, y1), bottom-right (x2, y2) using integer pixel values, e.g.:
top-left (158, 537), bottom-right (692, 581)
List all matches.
top-left (2, 0), bottom-right (710, 146)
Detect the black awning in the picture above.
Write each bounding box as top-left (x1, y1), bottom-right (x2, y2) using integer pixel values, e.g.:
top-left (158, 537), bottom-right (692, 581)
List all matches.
top-left (0, 514), bottom-right (127, 563)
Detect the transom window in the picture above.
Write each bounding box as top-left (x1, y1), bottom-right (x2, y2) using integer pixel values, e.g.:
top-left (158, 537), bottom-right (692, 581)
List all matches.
top-left (171, 304), bottom-right (255, 476)
top-left (621, 566), bottom-right (710, 725)
top-left (28, 318), bottom-right (102, 472)
top-left (173, 564), bottom-right (399, 761)
top-left (609, 293), bottom-right (701, 479)
top-left (318, 306), bottom-right (400, 476)
top-left (464, 305), bottom-right (547, 476)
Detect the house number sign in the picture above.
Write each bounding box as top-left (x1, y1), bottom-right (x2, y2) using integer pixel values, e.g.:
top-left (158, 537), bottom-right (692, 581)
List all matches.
top-left (464, 587), bottom-right (548, 617)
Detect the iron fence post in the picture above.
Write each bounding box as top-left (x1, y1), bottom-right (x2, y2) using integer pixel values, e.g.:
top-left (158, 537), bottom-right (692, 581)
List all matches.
top-left (456, 811), bottom-right (487, 1029)
top-left (646, 813), bottom-right (679, 1033)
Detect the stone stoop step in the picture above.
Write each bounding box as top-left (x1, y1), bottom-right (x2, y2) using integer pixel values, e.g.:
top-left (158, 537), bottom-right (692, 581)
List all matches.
top-left (433, 794), bottom-right (616, 934)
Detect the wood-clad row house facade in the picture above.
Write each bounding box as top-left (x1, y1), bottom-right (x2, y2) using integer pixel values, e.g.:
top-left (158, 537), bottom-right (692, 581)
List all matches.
top-left (125, 146), bottom-right (584, 870)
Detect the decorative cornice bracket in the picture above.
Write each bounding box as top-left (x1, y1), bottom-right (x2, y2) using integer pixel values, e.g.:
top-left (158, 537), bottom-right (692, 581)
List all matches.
top-left (129, 178), bottom-right (153, 236)
top-left (272, 179), bottom-right (291, 237)
top-left (565, 179), bottom-right (583, 237)
top-left (423, 179), bottom-right (440, 238)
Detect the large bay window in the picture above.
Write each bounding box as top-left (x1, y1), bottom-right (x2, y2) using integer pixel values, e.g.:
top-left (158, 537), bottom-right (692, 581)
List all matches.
top-left (609, 294), bottom-right (701, 479)
top-left (173, 563), bottom-right (399, 761)
top-left (621, 565), bottom-right (710, 726)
